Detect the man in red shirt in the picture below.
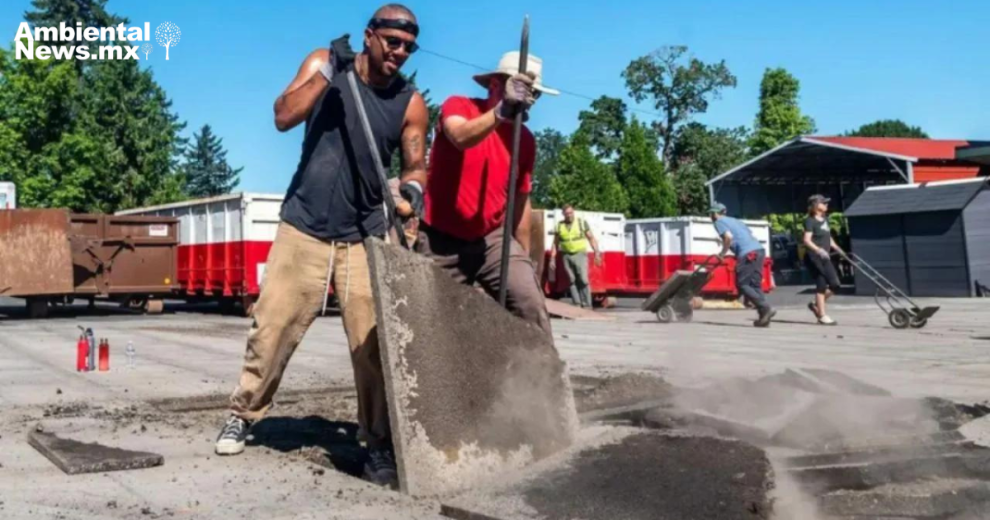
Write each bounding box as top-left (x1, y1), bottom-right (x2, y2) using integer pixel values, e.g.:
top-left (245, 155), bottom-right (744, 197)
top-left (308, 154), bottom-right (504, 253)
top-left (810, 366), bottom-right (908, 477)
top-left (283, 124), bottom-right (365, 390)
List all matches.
top-left (418, 51), bottom-right (558, 337)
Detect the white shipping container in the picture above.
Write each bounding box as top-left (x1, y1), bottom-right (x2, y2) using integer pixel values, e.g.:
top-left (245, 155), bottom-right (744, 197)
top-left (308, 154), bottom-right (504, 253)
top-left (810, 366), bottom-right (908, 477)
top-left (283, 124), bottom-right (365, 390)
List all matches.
top-left (625, 217), bottom-right (770, 258)
top-left (118, 193), bottom-right (284, 293)
top-left (117, 193), bottom-right (283, 245)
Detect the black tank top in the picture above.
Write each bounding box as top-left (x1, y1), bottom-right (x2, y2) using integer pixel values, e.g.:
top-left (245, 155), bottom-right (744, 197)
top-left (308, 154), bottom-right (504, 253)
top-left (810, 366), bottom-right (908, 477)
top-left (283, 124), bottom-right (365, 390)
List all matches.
top-left (280, 60), bottom-right (415, 241)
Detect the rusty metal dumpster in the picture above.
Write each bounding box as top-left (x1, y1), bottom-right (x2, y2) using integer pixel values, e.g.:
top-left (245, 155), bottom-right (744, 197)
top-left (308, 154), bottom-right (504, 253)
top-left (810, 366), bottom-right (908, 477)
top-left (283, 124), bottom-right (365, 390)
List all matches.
top-left (0, 209), bottom-right (179, 318)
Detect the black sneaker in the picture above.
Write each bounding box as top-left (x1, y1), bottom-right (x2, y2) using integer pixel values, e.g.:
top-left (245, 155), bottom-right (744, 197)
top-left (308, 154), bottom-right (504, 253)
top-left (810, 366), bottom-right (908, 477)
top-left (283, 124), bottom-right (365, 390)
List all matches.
top-left (754, 308), bottom-right (777, 328)
top-left (364, 447), bottom-right (398, 489)
top-left (215, 415), bottom-right (251, 456)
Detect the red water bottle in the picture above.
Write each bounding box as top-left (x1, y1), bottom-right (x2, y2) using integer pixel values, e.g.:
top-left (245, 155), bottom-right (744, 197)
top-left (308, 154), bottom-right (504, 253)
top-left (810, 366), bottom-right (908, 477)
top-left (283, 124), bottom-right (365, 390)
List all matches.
top-left (98, 339), bottom-right (110, 372)
top-left (76, 335), bottom-right (89, 372)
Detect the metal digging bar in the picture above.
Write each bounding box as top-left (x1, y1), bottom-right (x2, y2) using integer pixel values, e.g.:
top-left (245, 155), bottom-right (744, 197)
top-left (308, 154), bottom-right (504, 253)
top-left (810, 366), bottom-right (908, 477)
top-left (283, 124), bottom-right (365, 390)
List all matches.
top-left (345, 69), bottom-right (409, 249)
top-left (497, 16), bottom-right (530, 308)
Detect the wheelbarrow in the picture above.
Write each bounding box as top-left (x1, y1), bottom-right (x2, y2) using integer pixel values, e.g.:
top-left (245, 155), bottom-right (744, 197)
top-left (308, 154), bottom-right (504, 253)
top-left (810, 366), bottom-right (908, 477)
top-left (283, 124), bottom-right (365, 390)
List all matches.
top-left (642, 255), bottom-right (723, 323)
top-left (843, 252), bottom-right (940, 329)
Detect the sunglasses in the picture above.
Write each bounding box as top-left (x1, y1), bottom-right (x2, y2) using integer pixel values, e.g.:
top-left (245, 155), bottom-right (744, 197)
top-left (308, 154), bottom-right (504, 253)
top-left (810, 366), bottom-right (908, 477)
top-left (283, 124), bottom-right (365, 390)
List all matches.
top-left (376, 32), bottom-right (419, 54)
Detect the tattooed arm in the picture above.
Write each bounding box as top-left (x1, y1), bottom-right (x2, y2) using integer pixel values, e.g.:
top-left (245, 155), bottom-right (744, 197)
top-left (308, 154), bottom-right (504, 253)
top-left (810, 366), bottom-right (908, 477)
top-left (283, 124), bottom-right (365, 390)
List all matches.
top-left (395, 91), bottom-right (429, 218)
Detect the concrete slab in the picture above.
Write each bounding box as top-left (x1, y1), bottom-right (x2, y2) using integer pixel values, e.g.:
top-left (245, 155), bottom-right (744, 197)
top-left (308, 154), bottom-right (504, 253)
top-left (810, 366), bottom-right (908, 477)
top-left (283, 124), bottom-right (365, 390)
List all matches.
top-left (820, 479), bottom-right (990, 518)
top-left (441, 429), bottom-right (773, 520)
top-left (770, 395), bottom-right (941, 450)
top-left (28, 429), bottom-right (164, 475)
top-left (789, 452), bottom-right (990, 493)
top-left (783, 442), bottom-right (977, 469)
top-left (643, 408), bottom-right (774, 446)
top-left (365, 238), bottom-right (578, 497)
top-left (799, 368), bottom-right (891, 396)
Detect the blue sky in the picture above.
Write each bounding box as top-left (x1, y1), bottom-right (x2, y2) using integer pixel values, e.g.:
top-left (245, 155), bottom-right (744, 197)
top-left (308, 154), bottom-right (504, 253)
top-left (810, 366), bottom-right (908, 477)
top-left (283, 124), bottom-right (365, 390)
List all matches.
top-left (3, 0), bottom-right (988, 194)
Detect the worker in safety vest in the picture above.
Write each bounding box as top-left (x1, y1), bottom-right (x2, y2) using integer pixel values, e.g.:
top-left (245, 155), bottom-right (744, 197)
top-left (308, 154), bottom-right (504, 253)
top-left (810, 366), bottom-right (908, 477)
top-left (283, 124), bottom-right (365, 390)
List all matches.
top-left (550, 204), bottom-right (602, 308)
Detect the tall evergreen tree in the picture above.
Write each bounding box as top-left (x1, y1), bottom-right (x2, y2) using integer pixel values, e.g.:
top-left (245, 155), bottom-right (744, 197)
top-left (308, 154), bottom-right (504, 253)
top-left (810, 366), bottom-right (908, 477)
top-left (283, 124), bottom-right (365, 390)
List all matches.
top-left (615, 118), bottom-right (675, 218)
top-left (749, 68), bottom-right (815, 155)
top-left (0, 0), bottom-right (187, 211)
top-left (183, 124), bottom-right (242, 198)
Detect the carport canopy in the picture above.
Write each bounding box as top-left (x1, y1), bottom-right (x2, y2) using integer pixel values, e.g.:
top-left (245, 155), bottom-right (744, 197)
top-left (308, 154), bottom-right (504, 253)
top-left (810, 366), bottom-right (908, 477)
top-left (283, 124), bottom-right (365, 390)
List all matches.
top-left (706, 137), bottom-right (916, 218)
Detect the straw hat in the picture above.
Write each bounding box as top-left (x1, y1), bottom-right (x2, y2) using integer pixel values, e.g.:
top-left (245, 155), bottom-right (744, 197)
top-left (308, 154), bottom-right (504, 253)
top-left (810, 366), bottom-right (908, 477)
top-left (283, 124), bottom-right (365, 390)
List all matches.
top-left (472, 51), bottom-right (560, 96)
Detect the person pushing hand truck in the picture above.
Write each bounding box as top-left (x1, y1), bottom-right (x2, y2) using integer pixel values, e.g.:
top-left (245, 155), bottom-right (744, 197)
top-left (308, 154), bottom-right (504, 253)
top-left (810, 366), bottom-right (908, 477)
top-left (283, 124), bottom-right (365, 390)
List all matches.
top-left (710, 202), bottom-right (776, 327)
top-left (803, 194), bottom-right (845, 326)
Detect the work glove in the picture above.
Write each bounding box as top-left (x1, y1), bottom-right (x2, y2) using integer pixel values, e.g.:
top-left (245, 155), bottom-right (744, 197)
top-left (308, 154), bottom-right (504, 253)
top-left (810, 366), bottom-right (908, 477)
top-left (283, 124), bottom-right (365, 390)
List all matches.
top-left (496, 72), bottom-right (536, 120)
top-left (330, 34), bottom-right (356, 73)
top-left (399, 181), bottom-right (424, 217)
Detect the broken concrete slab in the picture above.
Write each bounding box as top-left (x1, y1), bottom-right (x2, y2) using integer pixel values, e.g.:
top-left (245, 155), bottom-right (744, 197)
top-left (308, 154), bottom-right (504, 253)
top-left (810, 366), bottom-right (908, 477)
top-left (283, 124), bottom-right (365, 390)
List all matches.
top-left (441, 429), bottom-right (774, 520)
top-left (820, 480), bottom-right (990, 518)
top-left (799, 368), bottom-right (892, 397)
top-left (770, 395), bottom-right (942, 450)
top-left (789, 452), bottom-right (990, 493)
top-left (643, 408), bottom-right (774, 446)
top-left (365, 238), bottom-right (578, 497)
top-left (959, 414), bottom-right (990, 448)
top-left (572, 372), bottom-right (671, 414)
top-left (28, 430), bottom-right (163, 475)
top-left (783, 442), bottom-right (978, 469)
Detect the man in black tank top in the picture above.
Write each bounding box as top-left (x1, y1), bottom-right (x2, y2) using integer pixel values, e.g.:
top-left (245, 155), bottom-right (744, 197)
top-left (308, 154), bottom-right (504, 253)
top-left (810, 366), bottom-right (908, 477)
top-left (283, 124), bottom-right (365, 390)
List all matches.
top-left (214, 4), bottom-right (429, 490)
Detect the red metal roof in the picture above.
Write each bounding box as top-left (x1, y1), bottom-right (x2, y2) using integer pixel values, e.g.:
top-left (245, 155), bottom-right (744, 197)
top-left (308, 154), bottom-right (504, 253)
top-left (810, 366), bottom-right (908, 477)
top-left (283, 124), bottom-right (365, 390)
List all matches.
top-left (810, 137), bottom-right (973, 161)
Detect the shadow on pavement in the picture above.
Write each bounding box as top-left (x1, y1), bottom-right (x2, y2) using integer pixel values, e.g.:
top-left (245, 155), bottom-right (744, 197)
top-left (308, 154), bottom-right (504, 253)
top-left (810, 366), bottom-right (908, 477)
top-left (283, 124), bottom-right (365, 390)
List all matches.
top-left (248, 416), bottom-right (364, 477)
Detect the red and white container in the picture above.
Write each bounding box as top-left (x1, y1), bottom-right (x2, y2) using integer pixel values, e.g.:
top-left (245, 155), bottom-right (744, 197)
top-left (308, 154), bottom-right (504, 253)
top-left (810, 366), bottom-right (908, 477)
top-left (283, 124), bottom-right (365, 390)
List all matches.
top-left (624, 217), bottom-right (773, 298)
top-left (117, 193), bottom-right (286, 307)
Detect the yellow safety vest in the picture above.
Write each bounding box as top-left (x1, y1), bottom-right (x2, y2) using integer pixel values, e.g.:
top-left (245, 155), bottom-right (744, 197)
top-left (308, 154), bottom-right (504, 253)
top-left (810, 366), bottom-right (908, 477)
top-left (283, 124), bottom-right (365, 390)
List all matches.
top-left (557, 219), bottom-right (589, 255)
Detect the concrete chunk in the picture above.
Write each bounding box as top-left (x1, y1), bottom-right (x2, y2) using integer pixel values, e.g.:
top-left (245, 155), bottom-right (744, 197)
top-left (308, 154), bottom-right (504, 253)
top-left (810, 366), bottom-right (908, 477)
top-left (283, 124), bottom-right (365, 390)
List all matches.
top-left (28, 430), bottom-right (163, 475)
top-left (442, 431), bottom-right (774, 520)
top-left (821, 480), bottom-right (990, 518)
top-left (789, 453), bottom-right (990, 493)
top-left (365, 238), bottom-right (578, 496)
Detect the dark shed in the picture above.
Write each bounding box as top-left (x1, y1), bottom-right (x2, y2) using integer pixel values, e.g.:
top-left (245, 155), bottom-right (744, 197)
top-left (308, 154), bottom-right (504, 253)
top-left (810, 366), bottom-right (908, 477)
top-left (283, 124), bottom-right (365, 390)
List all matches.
top-left (845, 178), bottom-right (990, 297)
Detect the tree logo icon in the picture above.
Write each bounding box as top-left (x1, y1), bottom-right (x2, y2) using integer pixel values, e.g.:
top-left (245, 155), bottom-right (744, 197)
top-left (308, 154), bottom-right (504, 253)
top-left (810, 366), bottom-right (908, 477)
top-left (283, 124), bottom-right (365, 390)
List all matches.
top-left (155, 22), bottom-right (181, 61)
top-left (141, 43), bottom-right (153, 60)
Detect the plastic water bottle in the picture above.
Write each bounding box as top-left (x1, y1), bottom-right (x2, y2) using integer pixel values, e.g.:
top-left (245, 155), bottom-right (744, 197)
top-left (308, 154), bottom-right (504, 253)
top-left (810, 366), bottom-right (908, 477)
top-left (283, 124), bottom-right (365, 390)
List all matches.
top-left (126, 341), bottom-right (136, 368)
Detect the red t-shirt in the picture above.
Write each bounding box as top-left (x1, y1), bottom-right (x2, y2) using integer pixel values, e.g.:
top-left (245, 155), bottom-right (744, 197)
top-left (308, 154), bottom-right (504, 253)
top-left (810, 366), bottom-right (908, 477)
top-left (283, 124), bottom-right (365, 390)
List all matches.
top-left (424, 96), bottom-right (535, 241)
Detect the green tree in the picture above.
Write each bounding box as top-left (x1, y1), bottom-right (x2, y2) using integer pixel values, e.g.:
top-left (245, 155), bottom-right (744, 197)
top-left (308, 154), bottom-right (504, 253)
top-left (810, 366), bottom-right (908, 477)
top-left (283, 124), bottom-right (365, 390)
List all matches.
top-left (846, 119), bottom-right (928, 138)
top-left (183, 124), bottom-right (242, 198)
top-left (672, 123), bottom-right (749, 179)
top-left (615, 118), bottom-right (675, 218)
top-left (574, 96), bottom-right (627, 161)
top-left (549, 135), bottom-right (628, 214)
top-left (532, 128), bottom-right (567, 209)
top-left (749, 67), bottom-right (816, 155)
top-left (669, 123), bottom-right (748, 215)
top-left (672, 162), bottom-right (710, 216)
top-left (622, 46), bottom-right (737, 165)
top-left (25, 0), bottom-right (123, 28)
top-left (0, 1), bottom-right (188, 212)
